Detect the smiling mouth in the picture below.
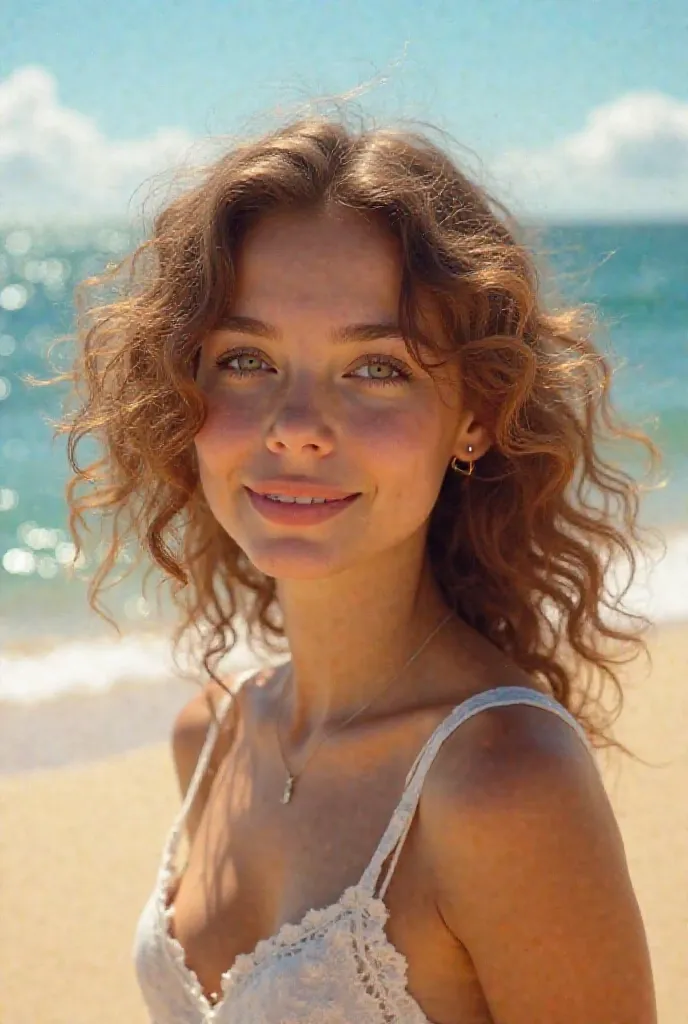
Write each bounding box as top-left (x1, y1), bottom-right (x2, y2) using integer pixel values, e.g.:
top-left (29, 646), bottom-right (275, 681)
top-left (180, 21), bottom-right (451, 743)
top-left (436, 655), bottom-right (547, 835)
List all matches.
top-left (244, 486), bottom-right (361, 524)
top-left (262, 494), bottom-right (342, 505)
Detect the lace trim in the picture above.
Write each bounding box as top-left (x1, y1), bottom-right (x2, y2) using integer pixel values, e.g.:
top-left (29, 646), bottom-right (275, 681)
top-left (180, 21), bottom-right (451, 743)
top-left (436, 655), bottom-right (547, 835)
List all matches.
top-left (158, 865), bottom-right (217, 1015)
top-left (157, 871), bottom-right (427, 1021)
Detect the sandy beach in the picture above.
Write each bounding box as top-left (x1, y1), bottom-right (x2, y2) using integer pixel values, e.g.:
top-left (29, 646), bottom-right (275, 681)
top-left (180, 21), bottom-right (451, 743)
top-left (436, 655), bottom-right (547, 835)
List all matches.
top-left (1, 621), bottom-right (686, 1024)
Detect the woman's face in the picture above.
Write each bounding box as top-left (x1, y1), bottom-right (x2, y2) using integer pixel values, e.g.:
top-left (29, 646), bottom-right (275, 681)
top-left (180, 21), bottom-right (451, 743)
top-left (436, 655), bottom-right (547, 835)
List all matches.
top-left (194, 206), bottom-right (483, 580)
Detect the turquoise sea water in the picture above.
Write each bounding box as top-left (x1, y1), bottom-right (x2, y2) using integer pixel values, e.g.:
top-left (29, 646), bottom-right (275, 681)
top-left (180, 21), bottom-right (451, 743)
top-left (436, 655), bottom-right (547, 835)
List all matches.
top-left (0, 222), bottom-right (687, 702)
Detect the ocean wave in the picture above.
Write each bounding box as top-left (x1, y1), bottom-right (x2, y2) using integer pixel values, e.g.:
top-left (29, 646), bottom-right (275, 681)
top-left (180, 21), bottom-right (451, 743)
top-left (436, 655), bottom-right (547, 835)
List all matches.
top-left (0, 632), bottom-right (262, 704)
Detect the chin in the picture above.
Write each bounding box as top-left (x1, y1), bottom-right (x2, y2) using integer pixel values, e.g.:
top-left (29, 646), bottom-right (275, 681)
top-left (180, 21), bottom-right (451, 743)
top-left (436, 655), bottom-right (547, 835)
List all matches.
top-left (238, 535), bottom-right (359, 581)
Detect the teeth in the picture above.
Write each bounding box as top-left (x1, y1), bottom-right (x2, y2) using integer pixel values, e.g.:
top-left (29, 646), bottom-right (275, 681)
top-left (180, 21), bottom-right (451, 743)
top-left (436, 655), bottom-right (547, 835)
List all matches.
top-left (265, 494), bottom-right (330, 504)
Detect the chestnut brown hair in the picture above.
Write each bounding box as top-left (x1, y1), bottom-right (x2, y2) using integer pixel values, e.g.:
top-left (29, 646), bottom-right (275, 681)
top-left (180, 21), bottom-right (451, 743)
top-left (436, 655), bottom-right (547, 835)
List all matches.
top-left (52, 114), bottom-right (662, 751)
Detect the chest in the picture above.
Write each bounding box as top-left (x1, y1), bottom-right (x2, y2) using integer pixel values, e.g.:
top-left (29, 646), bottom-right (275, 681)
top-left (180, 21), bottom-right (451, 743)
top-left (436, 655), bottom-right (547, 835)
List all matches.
top-left (165, 719), bottom-right (492, 1023)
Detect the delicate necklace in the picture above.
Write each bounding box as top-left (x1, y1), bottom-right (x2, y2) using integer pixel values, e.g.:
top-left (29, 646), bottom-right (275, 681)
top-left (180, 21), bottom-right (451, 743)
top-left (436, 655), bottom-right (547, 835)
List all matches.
top-left (273, 611), bottom-right (453, 804)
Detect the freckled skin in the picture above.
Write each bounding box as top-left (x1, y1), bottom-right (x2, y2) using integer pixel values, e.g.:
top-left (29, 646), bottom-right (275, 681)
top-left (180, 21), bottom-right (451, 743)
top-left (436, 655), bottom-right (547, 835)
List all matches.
top-left (194, 206), bottom-right (484, 580)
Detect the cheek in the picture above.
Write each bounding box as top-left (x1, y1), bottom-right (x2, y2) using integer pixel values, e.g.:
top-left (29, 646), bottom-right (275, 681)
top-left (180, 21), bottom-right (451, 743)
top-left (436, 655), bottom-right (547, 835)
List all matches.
top-left (346, 393), bottom-right (452, 492)
top-left (194, 392), bottom-right (261, 472)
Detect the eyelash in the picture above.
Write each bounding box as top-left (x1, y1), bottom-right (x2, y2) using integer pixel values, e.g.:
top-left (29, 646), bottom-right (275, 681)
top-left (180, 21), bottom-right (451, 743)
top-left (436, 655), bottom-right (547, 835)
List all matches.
top-left (215, 348), bottom-right (275, 378)
top-left (215, 348), bottom-right (413, 387)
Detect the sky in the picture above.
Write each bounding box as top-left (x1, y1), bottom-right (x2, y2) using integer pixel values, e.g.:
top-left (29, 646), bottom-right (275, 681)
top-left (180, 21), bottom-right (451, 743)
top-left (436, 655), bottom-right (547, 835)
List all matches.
top-left (1, 0), bottom-right (688, 223)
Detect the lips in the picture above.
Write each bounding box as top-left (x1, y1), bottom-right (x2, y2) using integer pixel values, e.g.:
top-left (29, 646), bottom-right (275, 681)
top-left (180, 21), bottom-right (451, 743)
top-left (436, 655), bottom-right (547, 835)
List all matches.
top-left (244, 483), bottom-right (361, 526)
top-left (248, 479), bottom-right (358, 501)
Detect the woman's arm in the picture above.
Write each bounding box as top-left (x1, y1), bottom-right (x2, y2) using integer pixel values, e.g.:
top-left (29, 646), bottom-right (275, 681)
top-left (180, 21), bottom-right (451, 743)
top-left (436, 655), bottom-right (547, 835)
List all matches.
top-left (421, 704), bottom-right (657, 1024)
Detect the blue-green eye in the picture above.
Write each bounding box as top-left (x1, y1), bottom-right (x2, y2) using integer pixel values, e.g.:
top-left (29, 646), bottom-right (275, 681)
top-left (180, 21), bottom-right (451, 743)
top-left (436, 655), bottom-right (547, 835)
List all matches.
top-left (216, 349), bottom-right (273, 375)
top-left (349, 358), bottom-right (411, 384)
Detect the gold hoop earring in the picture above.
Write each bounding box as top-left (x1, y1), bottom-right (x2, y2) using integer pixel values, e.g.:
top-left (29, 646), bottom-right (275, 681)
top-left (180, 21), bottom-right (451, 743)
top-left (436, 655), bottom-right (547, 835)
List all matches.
top-left (451, 446), bottom-right (474, 476)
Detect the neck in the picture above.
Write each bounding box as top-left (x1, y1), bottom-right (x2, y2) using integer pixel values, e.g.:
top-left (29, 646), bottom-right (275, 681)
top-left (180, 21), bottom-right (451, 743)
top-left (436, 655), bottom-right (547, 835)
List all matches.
top-left (273, 537), bottom-right (451, 746)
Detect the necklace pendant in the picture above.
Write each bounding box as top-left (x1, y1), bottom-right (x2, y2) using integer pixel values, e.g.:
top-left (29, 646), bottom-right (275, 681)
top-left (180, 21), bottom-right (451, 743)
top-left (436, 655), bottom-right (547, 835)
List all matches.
top-left (281, 774), bottom-right (295, 804)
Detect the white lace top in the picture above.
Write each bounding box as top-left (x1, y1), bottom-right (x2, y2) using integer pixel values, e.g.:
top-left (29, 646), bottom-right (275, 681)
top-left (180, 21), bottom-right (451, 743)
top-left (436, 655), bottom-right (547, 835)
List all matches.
top-left (133, 682), bottom-right (594, 1023)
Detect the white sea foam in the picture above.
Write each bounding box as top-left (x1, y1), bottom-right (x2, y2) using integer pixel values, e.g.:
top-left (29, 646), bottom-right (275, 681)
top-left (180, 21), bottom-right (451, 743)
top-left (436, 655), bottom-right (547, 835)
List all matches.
top-left (1, 531), bottom-right (686, 705)
top-left (0, 632), bottom-right (263, 704)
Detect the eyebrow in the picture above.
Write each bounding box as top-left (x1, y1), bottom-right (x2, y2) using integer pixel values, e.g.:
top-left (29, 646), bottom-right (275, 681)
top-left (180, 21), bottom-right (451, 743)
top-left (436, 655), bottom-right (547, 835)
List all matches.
top-left (216, 314), bottom-right (405, 345)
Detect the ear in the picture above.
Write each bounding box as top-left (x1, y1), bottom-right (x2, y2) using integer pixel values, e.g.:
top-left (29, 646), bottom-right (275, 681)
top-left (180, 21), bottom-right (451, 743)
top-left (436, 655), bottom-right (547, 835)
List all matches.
top-left (452, 410), bottom-right (491, 462)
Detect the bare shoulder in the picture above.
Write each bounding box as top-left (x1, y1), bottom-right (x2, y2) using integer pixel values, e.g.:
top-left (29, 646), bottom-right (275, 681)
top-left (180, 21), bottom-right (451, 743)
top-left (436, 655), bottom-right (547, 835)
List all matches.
top-left (418, 696), bottom-right (656, 1023)
top-left (171, 674), bottom-right (260, 844)
top-left (418, 695), bottom-right (611, 879)
top-left (171, 681), bottom-right (235, 792)
top-left (423, 692), bottom-right (601, 811)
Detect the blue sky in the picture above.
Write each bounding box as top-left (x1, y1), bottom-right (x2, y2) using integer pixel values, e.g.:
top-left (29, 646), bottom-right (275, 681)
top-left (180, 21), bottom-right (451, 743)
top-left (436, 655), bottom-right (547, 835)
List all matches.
top-left (2, 0), bottom-right (688, 222)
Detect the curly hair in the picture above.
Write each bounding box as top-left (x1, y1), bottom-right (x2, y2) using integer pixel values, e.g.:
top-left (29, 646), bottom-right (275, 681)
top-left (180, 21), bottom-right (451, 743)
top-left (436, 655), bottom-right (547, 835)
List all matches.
top-left (50, 114), bottom-right (662, 753)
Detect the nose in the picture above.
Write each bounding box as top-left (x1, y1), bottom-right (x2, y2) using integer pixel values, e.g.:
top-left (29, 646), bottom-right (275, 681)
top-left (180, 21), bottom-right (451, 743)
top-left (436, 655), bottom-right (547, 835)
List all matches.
top-left (265, 387), bottom-right (335, 457)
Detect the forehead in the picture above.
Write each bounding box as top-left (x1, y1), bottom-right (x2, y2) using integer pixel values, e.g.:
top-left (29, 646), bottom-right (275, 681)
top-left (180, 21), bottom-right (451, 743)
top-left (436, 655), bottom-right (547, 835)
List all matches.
top-left (232, 207), bottom-right (402, 316)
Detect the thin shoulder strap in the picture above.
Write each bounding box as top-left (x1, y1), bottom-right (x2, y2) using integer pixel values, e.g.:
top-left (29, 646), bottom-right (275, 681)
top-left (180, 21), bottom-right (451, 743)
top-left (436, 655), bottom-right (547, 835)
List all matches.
top-left (162, 668), bottom-right (259, 867)
top-left (359, 686), bottom-right (595, 900)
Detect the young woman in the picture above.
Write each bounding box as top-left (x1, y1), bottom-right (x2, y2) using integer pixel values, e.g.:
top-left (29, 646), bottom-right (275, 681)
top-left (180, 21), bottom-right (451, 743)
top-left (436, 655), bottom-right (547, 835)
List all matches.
top-left (61, 116), bottom-right (659, 1022)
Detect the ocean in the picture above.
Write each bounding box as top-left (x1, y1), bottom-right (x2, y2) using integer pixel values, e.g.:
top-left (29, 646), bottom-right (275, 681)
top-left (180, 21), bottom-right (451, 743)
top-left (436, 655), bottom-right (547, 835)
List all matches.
top-left (1, 222), bottom-right (687, 708)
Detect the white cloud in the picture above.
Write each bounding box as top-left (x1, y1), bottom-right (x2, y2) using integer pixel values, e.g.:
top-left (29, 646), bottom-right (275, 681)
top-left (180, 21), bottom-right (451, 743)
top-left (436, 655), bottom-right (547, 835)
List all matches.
top-left (492, 91), bottom-right (688, 221)
top-left (1, 67), bottom-right (687, 224)
top-left (0, 66), bottom-right (209, 225)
